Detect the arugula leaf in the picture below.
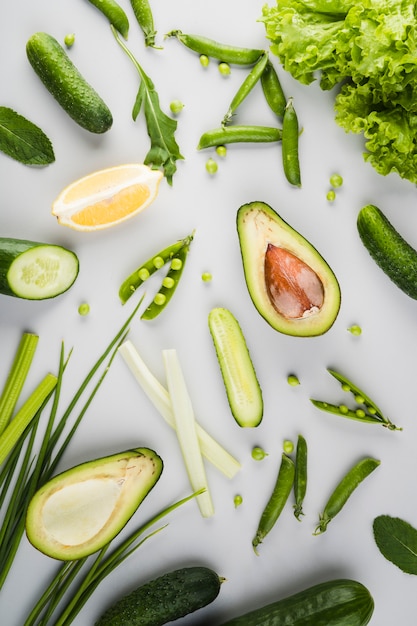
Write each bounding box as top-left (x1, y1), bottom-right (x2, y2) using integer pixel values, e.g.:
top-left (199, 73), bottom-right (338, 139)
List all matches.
top-left (112, 28), bottom-right (183, 185)
top-left (0, 107), bottom-right (55, 165)
top-left (373, 514), bottom-right (417, 575)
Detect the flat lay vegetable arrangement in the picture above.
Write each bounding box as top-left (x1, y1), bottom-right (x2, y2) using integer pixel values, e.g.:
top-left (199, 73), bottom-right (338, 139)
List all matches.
top-left (2, 0), bottom-right (417, 624)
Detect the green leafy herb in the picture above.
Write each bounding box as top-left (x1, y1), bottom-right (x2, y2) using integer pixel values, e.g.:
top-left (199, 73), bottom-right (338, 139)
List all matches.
top-left (261, 0), bottom-right (417, 184)
top-left (0, 107), bottom-right (55, 165)
top-left (112, 27), bottom-right (183, 184)
top-left (373, 515), bottom-right (417, 575)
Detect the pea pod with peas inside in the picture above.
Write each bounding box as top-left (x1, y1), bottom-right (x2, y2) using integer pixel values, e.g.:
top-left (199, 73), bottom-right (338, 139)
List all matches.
top-left (311, 368), bottom-right (401, 431)
top-left (119, 232), bottom-right (194, 319)
top-left (165, 30), bottom-right (264, 65)
top-left (314, 457), bottom-right (380, 535)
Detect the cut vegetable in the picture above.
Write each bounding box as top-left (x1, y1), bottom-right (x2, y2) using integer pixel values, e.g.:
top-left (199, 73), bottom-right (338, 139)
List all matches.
top-left (25, 447), bottom-right (163, 560)
top-left (0, 238), bottom-right (79, 299)
top-left (163, 349), bottom-right (214, 518)
top-left (118, 340), bottom-right (241, 478)
top-left (208, 307), bottom-right (263, 427)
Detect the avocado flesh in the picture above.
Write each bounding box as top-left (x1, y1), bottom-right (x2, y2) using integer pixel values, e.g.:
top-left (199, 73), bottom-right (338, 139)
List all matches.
top-left (25, 447), bottom-right (163, 560)
top-left (237, 201), bottom-right (341, 337)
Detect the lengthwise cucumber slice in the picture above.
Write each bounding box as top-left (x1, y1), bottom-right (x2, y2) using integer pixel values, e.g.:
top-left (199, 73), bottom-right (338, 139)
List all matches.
top-left (0, 238), bottom-right (79, 300)
top-left (209, 307), bottom-right (263, 428)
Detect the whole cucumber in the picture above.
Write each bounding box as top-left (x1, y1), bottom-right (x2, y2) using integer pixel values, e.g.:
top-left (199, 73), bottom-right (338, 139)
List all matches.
top-left (26, 32), bottom-right (113, 134)
top-left (95, 566), bottom-right (223, 626)
top-left (219, 579), bottom-right (374, 626)
top-left (357, 204), bottom-right (417, 299)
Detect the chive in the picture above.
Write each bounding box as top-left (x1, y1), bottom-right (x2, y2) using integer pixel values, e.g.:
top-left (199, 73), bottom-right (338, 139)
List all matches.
top-left (163, 349), bottom-right (214, 518)
top-left (0, 332), bottom-right (39, 435)
top-left (0, 373), bottom-right (57, 466)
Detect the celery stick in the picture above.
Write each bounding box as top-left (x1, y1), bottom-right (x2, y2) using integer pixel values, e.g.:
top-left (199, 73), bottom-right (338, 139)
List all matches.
top-left (0, 332), bottom-right (39, 435)
top-left (163, 349), bottom-right (214, 518)
top-left (118, 340), bottom-right (240, 478)
top-left (0, 373), bottom-right (57, 466)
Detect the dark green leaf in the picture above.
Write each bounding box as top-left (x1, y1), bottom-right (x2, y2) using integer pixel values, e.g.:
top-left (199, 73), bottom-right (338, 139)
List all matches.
top-left (373, 514), bottom-right (417, 574)
top-left (0, 107), bottom-right (55, 165)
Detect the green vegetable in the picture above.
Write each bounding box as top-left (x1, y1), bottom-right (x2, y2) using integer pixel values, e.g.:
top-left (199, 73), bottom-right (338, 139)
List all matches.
top-left (373, 515), bottom-right (417, 575)
top-left (252, 446), bottom-right (268, 461)
top-left (222, 52), bottom-right (269, 126)
top-left (348, 324), bottom-right (362, 335)
top-left (287, 374), bottom-right (300, 386)
top-left (260, 59), bottom-right (286, 118)
top-left (163, 349), bottom-right (214, 518)
top-left (64, 33), bottom-right (75, 47)
top-left (282, 98), bottom-right (301, 187)
top-left (85, 0), bottom-right (129, 39)
top-left (261, 0), bottom-right (417, 183)
top-left (25, 490), bottom-right (203, 625)
top-left (26, 32), bottom-right (113, 134)
top-left (234, 494), bottom-right (243, 508)
top-left (169, 99), bottom-right (184, 114)
top-left (78, 302), bottom-right (90, 316)
top-left (330, 173), bottom-right (343, 188)
top-left (293, 434), bottom-right (307, 521)
top-left (252, 452), bottom-right (295, 555)
top-left (311, 367), bottom-right (401, 430)
top-left (205, 157), bottom-right (218, 174)
top-left (219, 578), bottom-right (374, 625)
top-left (130, 0), bottom-right (160, 48)
top-left (165, 30), bottom-right (264, 65)
top-left (208, 307), bottom-right (263, 428)
top-left (95, 566), bottom-right (223, 625)
top-left (198, 125), bottom-right (282, 149)
top-left (314, 457), bottom-right (380, 535)
top-left (358, 204), bottom-right (417, 300)
top-left (0, 106), bottom-right (54, 165)
top-left (218, 62), bottom-right (231, 76)
top-left (118, 339), bottom-right (241, 479)
top-left (199, 54), bottom-right (210, 67)
top-left (112, 27), bottom-right (183, 184)
top-left (0, 238), bottom-right (79, 300)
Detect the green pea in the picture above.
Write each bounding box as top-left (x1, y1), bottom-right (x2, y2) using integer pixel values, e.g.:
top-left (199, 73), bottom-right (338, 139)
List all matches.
top-left (218, 62), bottom-right (231, 76)
top-left (341, 383), bottom-right (351, 392)
top-left (234, 494), bottom-right (243, 508)
top-left (355, 408), bottom-right (366, 418)
top-left (326, 190), bottom-right (336, 202)
top-left (78, 302), bottom-right (90, 316)
top-left (138, 267), bottom-right (150, 281)
top-left (283, 440), bottom-right (294, 454)
top-left (252, 446), bottom-right (268, 461)
top-left (64, 33), bottom-right (75, 48)
top-left (330, 173), bottom-right (343, 187)
top-left (162, 276), bottom-right (175, 289)
top-left (287, 374), bottom-right (300, 387)
top-left (348, 324), bottom-right (362, 336)
top-left (170, 99), bottom-right (184, 115)
top-left (170, 258), bottom-right (183, 270)
top-left (216, 145), bottom-right (227, 157)
top-left (339, 404), bottom-right (349, 414)
top-left (153, 293), bottom-right (166, 306)
top-left (355, 394), bottom-right (365, 404)
top-left (205, 158), bottom-right (218, 174)
top-left (201, 272), bottom-right (213, 282)
top-left (199, 54), bottom-right (210, 67)
top-left (153, 256), bottom-right (165, 269)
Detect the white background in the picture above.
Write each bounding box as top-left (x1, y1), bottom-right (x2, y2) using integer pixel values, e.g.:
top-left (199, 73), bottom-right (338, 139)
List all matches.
top-left (1, 1), bottom-right (417, 624)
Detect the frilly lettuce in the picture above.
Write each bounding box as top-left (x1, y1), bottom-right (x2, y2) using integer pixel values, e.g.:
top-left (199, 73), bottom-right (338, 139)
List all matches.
top-left (261, 0), bottom-right (417, 183)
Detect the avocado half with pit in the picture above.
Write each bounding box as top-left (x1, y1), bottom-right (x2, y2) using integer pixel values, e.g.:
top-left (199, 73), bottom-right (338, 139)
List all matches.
top-left (237, 201), bottom-right (341, 337)
top-left (25, 447), bottom-right (163, 560)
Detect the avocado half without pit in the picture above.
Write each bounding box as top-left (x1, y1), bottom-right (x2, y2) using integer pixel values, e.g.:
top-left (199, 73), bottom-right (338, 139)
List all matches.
top-left (25, 447), bottom-right (163, 560)
top-left (237, 202), bottom-right (341, 337)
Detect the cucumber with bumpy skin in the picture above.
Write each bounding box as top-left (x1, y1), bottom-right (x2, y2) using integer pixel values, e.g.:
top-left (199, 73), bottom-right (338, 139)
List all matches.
top-left (95, 566), bottom-right (223, 626)
top-left (220, 578), bottom-right (374, 626)
top-left (357, 204), bottom-right (417, 299)
top-left (26, 32), bottom-right (113, 134)
top-left (0, 238), bottom-right (79, 300)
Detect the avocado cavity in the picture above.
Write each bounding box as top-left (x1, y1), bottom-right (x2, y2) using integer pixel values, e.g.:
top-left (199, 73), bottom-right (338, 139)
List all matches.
top-left (237, 202), bottom-right (341, 337)
top-left (25, 447), bottom-right (163, 560)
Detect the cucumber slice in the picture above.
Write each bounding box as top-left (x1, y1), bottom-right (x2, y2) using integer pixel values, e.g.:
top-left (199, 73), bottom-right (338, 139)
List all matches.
top-left (0, 238), bottom-right (79, 300)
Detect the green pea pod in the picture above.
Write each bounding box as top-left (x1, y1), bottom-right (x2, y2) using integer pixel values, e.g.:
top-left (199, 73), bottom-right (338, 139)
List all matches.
top-left (282, 98), bottom-right (301, 187)
top-left (314, 457), bottom-right (380, 535)
top-left (85, 0), bottom-right (129, 39)
top-left (141, 234), bottom-right (194, 320)
top-left (130, 0), bottom-right (160, 48)
top-left (198, 125), bottom-right (282, 150)
top-left (252, 452), bottom-right (295, 555)
top-left (293, 434), bottom-right (307, 521)
top-left (261, 59), bottom-right (286, 118)
top-left (222, 53), bottom-right (269, 126)
top-left (165, 30), bottom-right (264, 65)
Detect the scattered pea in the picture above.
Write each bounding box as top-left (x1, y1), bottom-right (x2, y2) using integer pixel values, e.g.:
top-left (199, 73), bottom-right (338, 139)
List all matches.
top-left (205, 158), bottom-right (218, 174)
top-left (201, 272), bottom-right (213, 282)
top-left (218, 62), bottom-right (231, 76)
top-left (234, 494), bottom-right (243, 508)
top-left (169, 99), bottom-right (184, 115)
top-left (326, 190), bottom-right (336, 202)
top-left (162, 276), bottom-right (175, 289)
top-left (78, 302), bottom-right (90, 316)
top-left (152, 256), bottom-right (165, 269)
top-left (287, 374), bottom-right (300, 387)
top-left (153, 292), bottom-right (166, 306)
top-left (199, 54), bottom-right (210, 67)
top-left (348, 324), bottom-right (362, 336)
top-left (216, 145), bottom-right (227, 157)
top-left (330, 173), bottom-right (343, 188)
top-left (64, 33), bottom-right (75, 47)
top-left (252, 446), bottom-right (268, 461)
top-left (283, 440), bottom-right (294, 454)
